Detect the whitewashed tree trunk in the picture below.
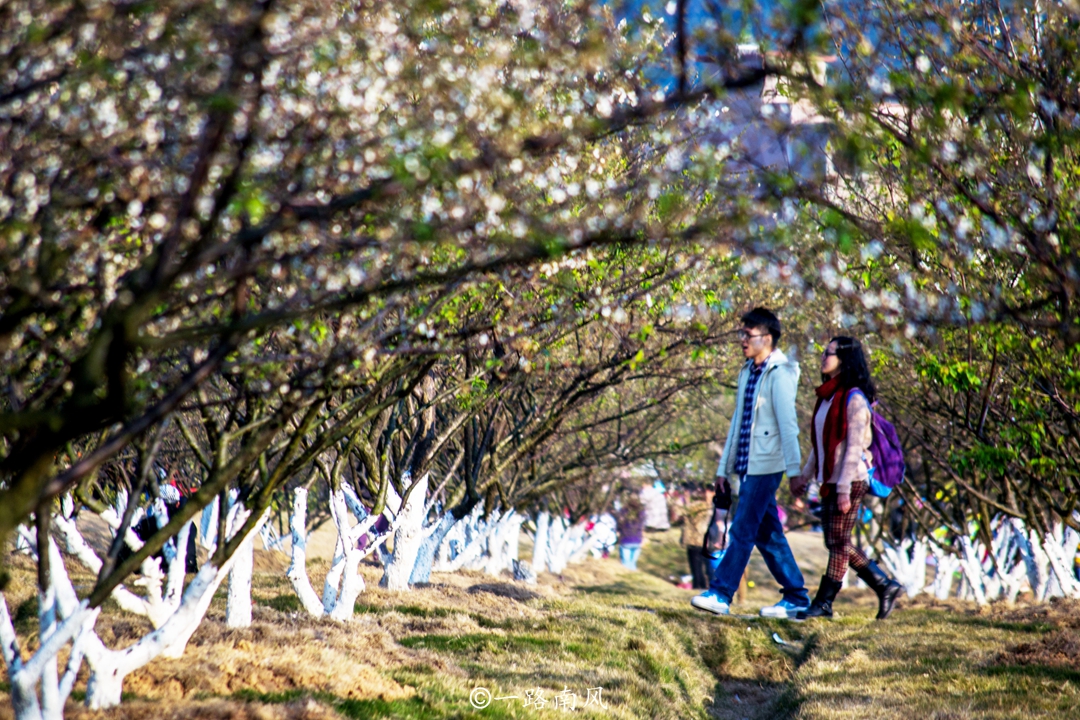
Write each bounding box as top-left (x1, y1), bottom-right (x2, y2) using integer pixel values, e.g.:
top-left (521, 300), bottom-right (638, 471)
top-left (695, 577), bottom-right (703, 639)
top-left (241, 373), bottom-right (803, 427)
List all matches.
top-left (162, 503), bottom-right (263, 658)
top-left (986, 520), bottom-right (1028, 603)
top-left (37, 588), bottom-right (61, 720)
top-left (955, 574), bottom-right (972, 601)
top-left (1061, 524), bottom-right (1080, 597)
top-left (285, 487), bottom-right (326, 616)
top-left (98, 490), bottom-right (148, 556)
top-left (199, 502), bottom-right (219, 550)
top-left (532, 511), bottom-right (550, 574)
top-left (545, 515), bottom-right (567, 573)
top-left (547, 519), bottom-right (587, 574)
top-left (84, 562), bottom-right (229, 708)
top-left (409, 511), bottom-right (458, 585)
top-left (78, 504), bottom-right (269, 708)
top-left (910, 539), bottom-right (928, 596)
top-left (568, 524), bottom-right (603, 566)
top-left (55, 497), bottom-right (196, 631)
top-left (484, 510), bottom-right (524, 576)
top-left (322, 532), bottom-right (347, 614)
top-left (462, 513), bottom-right (494, 572)
top-left (259, 521), bottom-right (285, 553)
top-left (479, 510), bottom-right (503, 575)
top-left (2, 532), bottom-right (101, 720)
top-left (134, 557), bottom-right (167, 626)
top-left (286, 485), bottom-right (386, 619)
top-left (327, 487), bottom-right (368, 620)
top-left (1043, 523), bottom-right (1080, 598)
top-left (14, 523), bottom-right (33, 555)
top-left (1001, 560), bottom-right (1029, 603)
top-left (880, 538), bottom-right (927, 598)
top-left (381, 473), bottom-right (431, 591)
top-left (162, 523), bottom-right (190, 613)
top-left (506, 515), bottom-right (521, 566)
top-left (433, 515), bottom-right (462, 571)
top-left (1, 596), bottom-right (99, 720)
top-left (1016, 525), bottom-right (1053, 600)
top-left (225, 531), bottom-right (255, 628)
top-left (958, 536), bottom-right (989, 605)
top-left (927, 543), bottom-right (961, 599)
top-left (53, 515), bottom-right (151, 620)
top-left (433, 505), bottom-right (485, 572)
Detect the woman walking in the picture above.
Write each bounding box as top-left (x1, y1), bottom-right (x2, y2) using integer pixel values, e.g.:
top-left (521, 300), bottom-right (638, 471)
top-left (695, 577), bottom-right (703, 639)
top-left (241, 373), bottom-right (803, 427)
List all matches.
top-left (616, 494), bottom-right (646, 570)
top-left (792, 336), bottom-right (903, 620)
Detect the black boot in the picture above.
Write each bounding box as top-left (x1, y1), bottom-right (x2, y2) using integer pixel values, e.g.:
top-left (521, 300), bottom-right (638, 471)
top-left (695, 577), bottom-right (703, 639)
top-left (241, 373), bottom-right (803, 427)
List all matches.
top-left (797, 576), bottom-right (843, 619)
top-left (856, 561), bottom-right (904, 620)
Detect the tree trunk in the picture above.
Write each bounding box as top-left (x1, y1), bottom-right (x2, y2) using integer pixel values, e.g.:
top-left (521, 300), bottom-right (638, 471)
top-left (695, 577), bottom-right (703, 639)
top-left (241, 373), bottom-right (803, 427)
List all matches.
top-left (482, 510), bottom-right (508, 575)
top-left (3, 559), bottom-right (99, 720)
top-left (958, 535), bottom-right (989, 605)
top-left (1042, 523), bottom-right (1080, 599)
top-left (1017, 524), bottom-right (1052, 600)
top-left (79, 505), bottom-right (268, 707)
top-left (545, 516), bottom-right (571, 574)
top-left (326, 488), bottom-right (367, 621)
top-left (438, 507), bottom-right (497, 573)
top-left (928, 544), bottom-right (960, 600)
top-left (2, 592), bottom-right (45, 720)
top-left (881, 538), bottom-right (926, 598)
top-left (548, 519), bottom-right (587, 574)
top-left (532, 511), bottom-right (550, 574)
top-left (381, 473), bottom-right (430, 591)
top-left (38, 587), bottom-right (61, 720)
top-left (285, 487), bottom-right (326, 616)
top-left (409, 512), bottom-right (458, 585)
top-left (433, 505), bottom-right (480, 572)
top-left (86, 557), bottom-right (235, 706)
top-left (53, 509), bottom-right (160, 621)
top-left (163, 506), bottom-right (268, 657)
top-left (225, 531), bottom-right (255, 628)
top-left (485, 511), bottom-right (523, 576)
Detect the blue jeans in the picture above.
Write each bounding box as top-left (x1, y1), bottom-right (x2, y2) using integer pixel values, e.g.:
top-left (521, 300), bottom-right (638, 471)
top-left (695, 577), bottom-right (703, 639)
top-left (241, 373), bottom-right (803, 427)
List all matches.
top-left (708, 472), bottom-right (809, 605)
top-left (619, 543), bottom-right (641, 570)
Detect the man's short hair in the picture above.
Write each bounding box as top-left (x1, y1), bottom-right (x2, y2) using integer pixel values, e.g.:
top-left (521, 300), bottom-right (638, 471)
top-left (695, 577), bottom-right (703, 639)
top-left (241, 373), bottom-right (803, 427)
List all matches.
top-left (740, 307), bottom-right (781, 345)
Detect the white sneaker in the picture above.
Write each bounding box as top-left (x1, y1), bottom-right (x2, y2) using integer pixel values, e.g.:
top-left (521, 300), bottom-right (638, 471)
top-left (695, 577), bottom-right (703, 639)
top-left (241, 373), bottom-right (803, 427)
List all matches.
top-left (691, 590), bottom-right (730, 615)
top-left (759, 599), bottom-right (809, 619)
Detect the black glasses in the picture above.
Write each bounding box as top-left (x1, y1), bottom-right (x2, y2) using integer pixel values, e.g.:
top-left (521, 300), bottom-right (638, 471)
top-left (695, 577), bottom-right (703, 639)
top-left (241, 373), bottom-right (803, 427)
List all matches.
top-left (737, 330), bottom-right (767, 341)
top-left (822, 348), bottom-right (837, 357)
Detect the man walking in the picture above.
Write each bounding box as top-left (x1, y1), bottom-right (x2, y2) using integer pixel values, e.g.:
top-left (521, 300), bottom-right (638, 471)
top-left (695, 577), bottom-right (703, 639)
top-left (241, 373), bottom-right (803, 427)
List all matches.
top-left (691, 308), bottom-right (810, 618)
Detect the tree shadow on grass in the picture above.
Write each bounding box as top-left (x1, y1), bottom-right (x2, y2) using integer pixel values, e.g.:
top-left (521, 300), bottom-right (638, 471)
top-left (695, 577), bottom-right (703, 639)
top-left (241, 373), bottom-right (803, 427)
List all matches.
top-left (982, 663), bottom-right (1080, 684)
top-left (707, 678), bottom-right (802, 720)
top-left (947, 614), bottom-right (1057, 635)
top-left (574, 580), bottom-right (667, 597)
top-left (467, 582), bottom-right (541, 602)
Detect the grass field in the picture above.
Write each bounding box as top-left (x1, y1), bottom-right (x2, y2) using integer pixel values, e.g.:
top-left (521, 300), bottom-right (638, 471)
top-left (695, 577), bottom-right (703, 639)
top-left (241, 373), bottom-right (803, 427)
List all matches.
top-left (2, 528), bottom-right (1079, 719)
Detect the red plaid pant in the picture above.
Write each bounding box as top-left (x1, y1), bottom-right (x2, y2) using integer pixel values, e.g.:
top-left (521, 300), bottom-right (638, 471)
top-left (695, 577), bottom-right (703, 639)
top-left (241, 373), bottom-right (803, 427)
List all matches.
top-left (822, 480), bottom-right (870, 581)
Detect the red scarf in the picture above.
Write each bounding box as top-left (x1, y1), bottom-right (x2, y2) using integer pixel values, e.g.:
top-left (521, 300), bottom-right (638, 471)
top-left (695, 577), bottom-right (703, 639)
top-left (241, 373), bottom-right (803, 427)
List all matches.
top-left (811, 376), bottom-right (854, 497)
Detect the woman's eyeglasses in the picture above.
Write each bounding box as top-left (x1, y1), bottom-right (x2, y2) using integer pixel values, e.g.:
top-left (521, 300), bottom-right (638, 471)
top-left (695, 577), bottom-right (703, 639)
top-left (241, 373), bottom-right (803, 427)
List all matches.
top-left (822, 349), bottom-right (838, 357)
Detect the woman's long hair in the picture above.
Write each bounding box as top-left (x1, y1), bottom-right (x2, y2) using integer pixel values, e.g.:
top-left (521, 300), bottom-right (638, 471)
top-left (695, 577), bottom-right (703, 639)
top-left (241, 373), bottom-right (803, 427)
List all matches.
top-left (826, 336), bottom-right (877, 404)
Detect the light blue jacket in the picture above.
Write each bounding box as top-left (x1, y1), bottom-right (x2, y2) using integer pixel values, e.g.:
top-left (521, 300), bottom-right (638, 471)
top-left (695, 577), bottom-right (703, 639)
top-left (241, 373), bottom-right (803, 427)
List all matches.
top-left (716, 349), bottom-right (802, 480)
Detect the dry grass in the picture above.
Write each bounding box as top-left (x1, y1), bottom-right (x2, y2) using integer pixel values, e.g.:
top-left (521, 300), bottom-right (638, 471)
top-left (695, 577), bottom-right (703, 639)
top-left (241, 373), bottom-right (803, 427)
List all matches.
top-left (3, 530), bottom-right (1079, 719)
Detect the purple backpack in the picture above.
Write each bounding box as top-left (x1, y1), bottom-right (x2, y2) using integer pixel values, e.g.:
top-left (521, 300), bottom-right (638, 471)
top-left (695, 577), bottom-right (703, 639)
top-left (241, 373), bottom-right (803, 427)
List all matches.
top-left (850, 390), bottom-right (907, 495)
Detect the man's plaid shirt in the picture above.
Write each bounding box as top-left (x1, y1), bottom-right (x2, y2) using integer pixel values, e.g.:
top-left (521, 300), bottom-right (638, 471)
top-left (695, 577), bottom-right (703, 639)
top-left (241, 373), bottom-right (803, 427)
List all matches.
top-left (733, 360), bottom-right (767, 476)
